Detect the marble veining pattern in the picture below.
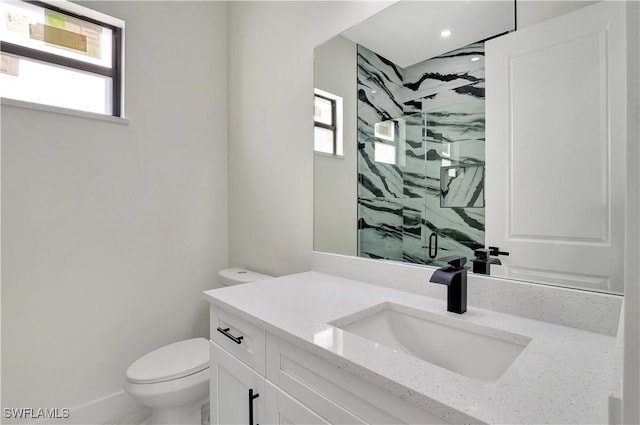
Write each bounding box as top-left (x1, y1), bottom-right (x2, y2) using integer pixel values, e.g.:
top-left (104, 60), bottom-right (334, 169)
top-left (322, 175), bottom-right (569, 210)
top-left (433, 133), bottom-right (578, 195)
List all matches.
top-left (357, 43), bottom-right (486, 265)
top-left (441, 164), bottom-right (485, 208)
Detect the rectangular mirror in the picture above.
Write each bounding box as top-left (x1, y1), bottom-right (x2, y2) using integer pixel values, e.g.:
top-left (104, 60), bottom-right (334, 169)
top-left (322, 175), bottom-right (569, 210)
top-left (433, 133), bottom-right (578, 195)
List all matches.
top-left (314, 0), bottom-right (628, 294)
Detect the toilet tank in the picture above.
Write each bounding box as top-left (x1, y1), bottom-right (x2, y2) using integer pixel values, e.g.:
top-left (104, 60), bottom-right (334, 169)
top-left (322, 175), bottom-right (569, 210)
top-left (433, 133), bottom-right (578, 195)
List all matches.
top-left (218, 267), bottom-right (273, 286)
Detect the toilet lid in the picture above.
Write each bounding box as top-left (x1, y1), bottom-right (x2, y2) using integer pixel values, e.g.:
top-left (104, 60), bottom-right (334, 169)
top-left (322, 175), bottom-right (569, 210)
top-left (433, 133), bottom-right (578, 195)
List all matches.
top-left (126, 338), bottom-right (209, 384)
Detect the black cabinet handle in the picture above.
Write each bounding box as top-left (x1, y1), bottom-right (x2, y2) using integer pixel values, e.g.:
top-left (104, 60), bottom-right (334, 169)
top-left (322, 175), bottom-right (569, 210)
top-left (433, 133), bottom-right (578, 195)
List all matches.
top-left (249, 388), bottom-right (260, 425)
top-left (216, 327), bottom-right (243, 344)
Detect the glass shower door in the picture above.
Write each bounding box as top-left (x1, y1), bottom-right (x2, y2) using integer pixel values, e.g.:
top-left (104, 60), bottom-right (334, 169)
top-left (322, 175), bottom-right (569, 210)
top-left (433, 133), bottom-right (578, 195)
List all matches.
top-left (422, 100), bottom-right (486, 266)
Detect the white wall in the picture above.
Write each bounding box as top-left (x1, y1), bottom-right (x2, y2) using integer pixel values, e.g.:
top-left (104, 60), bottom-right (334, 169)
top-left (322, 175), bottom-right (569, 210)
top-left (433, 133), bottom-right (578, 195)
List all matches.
top-left (1, 1), bottom-right (228, 418)
top-left (227, 1), bottom-right (392, 276)
top-left (314, 35), bottom-right (358, 257)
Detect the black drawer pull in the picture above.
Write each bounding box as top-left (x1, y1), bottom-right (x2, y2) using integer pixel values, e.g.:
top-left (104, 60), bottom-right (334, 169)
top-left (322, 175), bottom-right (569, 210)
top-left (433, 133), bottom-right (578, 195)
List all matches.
top-left (217, 327), bottom-right (244, 344)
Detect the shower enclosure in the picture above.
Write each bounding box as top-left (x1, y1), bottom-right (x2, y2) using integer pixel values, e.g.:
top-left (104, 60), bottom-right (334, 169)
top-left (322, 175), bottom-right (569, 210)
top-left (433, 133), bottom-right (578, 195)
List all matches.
top-left (357, 43), bottom-right (486, 265)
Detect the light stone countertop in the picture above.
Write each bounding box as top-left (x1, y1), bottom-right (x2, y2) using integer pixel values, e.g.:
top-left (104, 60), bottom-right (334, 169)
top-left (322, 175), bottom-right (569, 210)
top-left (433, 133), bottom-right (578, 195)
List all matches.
top-left (203, 271), bottom-right (616, 425)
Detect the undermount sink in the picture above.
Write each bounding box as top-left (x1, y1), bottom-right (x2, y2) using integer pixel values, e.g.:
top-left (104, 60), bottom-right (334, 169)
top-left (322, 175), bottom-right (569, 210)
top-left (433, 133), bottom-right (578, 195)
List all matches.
top-left (329, 303), bottom-right (531, 382)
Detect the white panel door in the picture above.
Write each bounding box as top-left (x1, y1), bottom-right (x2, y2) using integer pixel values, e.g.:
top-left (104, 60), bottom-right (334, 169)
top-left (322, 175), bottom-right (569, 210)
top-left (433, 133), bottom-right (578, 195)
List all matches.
top-left (210, 342), bottom-right (266, 425)
top-left (485, 1), bottom-right (627, 292)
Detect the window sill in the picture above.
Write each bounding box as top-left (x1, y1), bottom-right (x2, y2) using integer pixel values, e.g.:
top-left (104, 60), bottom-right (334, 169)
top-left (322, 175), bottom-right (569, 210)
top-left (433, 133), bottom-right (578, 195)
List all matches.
top-left (1, 98), bottom-right (129, 125)
top-left (314, 151), bottom-right (345, 159)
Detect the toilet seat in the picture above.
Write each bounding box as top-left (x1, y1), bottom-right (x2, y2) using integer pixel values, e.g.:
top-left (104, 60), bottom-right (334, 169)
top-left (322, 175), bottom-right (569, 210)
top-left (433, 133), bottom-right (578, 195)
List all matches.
top-left (126, 338), bottom-right (209, 384)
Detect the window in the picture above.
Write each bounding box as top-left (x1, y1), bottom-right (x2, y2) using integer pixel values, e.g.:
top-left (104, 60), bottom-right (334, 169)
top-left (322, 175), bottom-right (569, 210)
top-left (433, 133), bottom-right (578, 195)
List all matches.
top-left (0, 0), bottom-right (124, 116)
top-left (314, 88), bottom-right (343, 156)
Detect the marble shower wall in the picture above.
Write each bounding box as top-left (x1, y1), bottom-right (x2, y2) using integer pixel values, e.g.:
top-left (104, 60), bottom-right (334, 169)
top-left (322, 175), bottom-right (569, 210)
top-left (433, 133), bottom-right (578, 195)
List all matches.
top-left (357, 43), bottom-right (485, 265)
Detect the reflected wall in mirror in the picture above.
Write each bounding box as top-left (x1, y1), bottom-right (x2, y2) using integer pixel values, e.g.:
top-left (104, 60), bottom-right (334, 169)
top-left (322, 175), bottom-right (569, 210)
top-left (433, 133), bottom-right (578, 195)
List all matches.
top-left (313, 0), bottom-right (627, 294)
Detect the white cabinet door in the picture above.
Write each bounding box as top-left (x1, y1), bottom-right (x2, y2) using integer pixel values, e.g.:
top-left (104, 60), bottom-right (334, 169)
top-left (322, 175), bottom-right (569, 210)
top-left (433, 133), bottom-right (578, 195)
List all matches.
top-left (265, 381), bottom-right (330, 425)
top-left (485, 1), bottom-right (627, 292)
top-left (210, 341), bottom-right (266, 425)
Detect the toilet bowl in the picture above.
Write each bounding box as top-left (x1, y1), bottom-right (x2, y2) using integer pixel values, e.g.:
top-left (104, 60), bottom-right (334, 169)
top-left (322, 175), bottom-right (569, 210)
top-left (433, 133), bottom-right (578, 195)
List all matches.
top-left (125, 338), bottom-right (209, 425)
top-left (125, 268), bottom-right (273, 425)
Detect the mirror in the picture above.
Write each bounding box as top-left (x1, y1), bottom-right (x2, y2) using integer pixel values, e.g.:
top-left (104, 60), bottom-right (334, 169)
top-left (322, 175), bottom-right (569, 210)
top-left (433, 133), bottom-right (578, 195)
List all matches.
top-left (314, 0), bottom-right (627, 294)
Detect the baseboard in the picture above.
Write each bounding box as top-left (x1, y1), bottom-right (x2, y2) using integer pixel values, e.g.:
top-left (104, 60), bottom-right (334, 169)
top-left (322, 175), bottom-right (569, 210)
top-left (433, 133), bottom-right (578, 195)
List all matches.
top-left (31, 391), bottom-right (148, 425)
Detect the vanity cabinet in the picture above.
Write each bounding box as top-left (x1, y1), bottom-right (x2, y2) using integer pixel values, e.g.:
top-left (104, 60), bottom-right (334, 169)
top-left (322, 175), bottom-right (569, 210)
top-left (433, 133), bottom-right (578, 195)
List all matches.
top-left (209, 306), bottom-right (452, 425)
top-left (210, 342), bottom-right (266, 425)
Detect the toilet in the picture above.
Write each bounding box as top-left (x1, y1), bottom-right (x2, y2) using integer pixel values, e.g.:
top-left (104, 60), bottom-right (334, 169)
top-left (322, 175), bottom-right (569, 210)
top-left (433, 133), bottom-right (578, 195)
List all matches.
top-left (217, 267), bottom-right (273, 287)
top-left (124, 267), bottom-right (273, 425)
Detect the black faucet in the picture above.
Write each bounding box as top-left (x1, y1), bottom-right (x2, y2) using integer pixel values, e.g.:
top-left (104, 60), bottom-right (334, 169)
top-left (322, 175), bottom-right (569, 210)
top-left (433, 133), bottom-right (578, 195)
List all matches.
top-left (471, 248), bottom-right (502, 275)
top-left (488, 246), bottom-right (510, 257)
top-left (429, 256), bottom-right (467, 314)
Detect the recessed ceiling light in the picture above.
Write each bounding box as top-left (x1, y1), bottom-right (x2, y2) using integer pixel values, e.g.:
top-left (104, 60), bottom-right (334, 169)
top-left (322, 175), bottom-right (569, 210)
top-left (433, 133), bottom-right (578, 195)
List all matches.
top-left (440, 29), bottom-right (452, 38)
top-left (471, 56), bottom-right (480, 62)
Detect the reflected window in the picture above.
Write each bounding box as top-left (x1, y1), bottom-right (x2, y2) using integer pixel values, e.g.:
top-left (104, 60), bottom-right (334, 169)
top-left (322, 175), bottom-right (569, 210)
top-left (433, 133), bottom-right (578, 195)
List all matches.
top-left (373, 119), bottom-right (400, 165)
top-left (314, 89), bottom-right (343, 156)
top-left (374, 121), bottom-right (395, 142)
top-left (374, 141), bottom-right (396, 164)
